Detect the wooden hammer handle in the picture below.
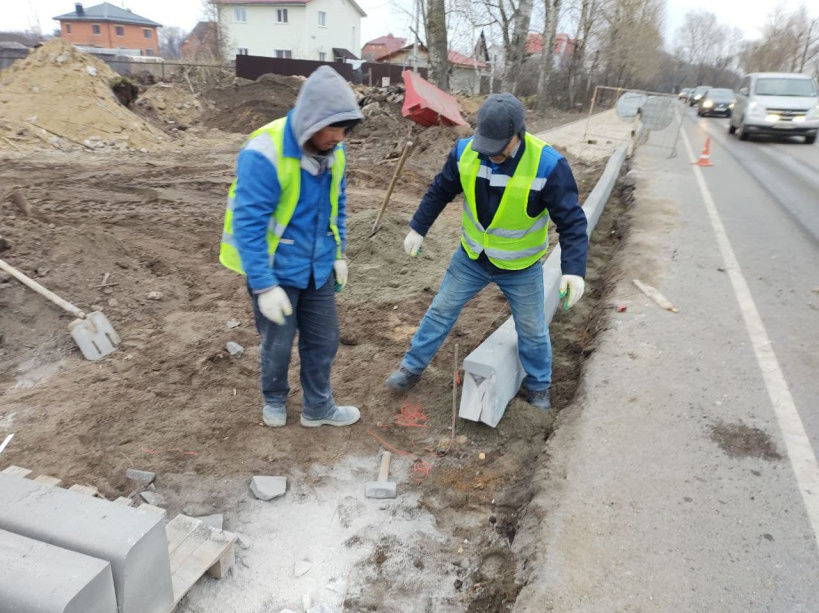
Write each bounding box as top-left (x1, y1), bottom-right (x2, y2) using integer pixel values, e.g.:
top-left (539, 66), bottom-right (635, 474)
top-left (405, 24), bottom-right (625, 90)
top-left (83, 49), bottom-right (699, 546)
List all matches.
top-left (378, 451), bottom-right (392, 482)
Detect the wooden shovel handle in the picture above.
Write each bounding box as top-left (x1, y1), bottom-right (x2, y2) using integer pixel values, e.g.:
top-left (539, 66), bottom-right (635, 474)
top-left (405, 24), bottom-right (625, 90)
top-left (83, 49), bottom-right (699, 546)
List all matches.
top-left (378, 451), bottom-right (392, 482)
top-left (370, 140), bottom-right (413, 237)
top-left (0, 258), bottom-right (86, 319)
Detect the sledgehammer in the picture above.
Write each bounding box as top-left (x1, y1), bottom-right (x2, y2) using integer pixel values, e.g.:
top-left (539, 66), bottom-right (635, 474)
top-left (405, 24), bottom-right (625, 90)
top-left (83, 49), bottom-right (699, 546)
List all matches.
top-left (365, 452), bottom-right (396, 499)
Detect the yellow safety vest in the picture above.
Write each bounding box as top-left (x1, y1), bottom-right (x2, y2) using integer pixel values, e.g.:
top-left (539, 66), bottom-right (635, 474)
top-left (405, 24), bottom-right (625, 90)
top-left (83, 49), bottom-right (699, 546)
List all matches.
top-left (458, 133), bottom-right (550, 270)
top-left (219, 117), bottom-right (344, 275)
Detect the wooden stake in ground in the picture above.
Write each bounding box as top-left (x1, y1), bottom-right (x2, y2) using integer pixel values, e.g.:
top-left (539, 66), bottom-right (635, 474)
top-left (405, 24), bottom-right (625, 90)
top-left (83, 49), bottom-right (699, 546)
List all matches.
top-left (369, 138), bottom-right (413, 238)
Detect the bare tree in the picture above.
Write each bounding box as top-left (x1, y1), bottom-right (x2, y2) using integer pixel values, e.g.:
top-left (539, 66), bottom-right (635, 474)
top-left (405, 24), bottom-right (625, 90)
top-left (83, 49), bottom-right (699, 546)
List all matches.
top-left (564, 0), bottom-right (605, 109)
top-left (201, 0), bottom-right (232, 61)
top-left (426, 0), bottom-right (450, 90)
top-left (535, 0), bottom-right (562, 108)
top-left (159, 26), bottom-right (187, 59)
top-left (504, 0), bottom-right (535, 92)
top-left (675, 9), bottom-right (727, 82)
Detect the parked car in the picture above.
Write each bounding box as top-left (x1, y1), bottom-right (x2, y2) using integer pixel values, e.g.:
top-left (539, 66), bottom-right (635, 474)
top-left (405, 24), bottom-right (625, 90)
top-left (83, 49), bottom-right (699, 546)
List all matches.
top-left (689, 85), bottom-right (712, 106)
top-left (696, 88), bottom-right (735, 117)
top-left (729, 72), bottom-right (819, 144)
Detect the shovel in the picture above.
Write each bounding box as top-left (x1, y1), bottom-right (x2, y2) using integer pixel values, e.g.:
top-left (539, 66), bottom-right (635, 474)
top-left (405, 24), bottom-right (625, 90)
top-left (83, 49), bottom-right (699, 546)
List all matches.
top-left (369, 138), bottom-right (413, 238)
top-left (0, 258), bottom-right (121, 361)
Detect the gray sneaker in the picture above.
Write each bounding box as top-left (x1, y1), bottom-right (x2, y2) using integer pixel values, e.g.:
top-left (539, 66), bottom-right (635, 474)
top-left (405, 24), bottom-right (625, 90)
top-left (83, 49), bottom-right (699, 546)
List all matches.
top-left (262, 404), bottom-right (286, 427)
top-left (386, 366), bottom-right (421, 392)
top-left (527, 389), bottom-right (551, 411)
top-left (300, 405), bottom-right (361, 428)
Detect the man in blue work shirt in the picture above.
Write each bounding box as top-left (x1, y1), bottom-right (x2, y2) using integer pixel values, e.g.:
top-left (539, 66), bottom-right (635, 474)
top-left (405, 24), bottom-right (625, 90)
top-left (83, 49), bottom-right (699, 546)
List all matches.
top-left (386, 93), bottom-right (588, 410)
top-left (220, 66), bottom-right (363, 428)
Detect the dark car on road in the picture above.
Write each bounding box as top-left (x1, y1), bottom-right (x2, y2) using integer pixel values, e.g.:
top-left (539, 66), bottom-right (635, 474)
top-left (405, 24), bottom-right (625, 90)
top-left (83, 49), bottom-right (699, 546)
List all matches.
top-left (697, 88), bottom-right (735, 117)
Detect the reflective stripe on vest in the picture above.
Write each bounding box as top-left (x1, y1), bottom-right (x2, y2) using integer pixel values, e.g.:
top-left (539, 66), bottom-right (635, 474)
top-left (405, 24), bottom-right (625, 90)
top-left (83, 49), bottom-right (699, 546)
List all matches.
top-left (458, 133), bottom-right (550, 270)
top-left (219, 118), bottom-right (345, 275)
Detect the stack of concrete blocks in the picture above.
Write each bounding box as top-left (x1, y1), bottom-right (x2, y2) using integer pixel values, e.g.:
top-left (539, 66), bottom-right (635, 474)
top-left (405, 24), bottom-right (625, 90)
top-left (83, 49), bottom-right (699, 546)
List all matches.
top-left (0, 472), bottom-right (174, 612)
top-left (460, 144), bottom-right (628, 427)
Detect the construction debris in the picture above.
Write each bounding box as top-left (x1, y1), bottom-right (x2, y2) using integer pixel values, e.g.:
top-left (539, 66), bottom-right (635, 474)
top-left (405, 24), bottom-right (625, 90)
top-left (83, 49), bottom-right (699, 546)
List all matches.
top-left (140, 491), bottom-right (166, 507)
top-left (125, 468), bottom-right (156, 486)
top-left (250, 476), bottom-right (287, 501)
top-left (226, 341), bottom-right (244, 357)
top-left (200, 514), bottom-right (224, 530)
top-left (633, 279), bottom-right (678, 313)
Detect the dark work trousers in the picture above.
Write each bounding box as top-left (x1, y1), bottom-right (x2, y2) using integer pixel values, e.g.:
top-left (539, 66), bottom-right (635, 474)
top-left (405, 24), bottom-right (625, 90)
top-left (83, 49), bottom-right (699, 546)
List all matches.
top-left (248, 276), bottom-right (339, 420)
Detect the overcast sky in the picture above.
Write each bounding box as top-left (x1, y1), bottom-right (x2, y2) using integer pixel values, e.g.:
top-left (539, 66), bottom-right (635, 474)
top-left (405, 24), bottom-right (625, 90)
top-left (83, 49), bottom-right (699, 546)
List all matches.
top-left (4, 0), bottom-right (816, 50)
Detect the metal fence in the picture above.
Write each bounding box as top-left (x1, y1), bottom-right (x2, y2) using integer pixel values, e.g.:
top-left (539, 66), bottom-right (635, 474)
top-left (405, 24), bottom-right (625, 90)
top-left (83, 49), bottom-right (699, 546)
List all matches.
top-left (583, 85), bottom-right (683, 157)
top-left (235, 54), bottom-right (428, 86)
top-left (2, 50), bottom-right (431, 88)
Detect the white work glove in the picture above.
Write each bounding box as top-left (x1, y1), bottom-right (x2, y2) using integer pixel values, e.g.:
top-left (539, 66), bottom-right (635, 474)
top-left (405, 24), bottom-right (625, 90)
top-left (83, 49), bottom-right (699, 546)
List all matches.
top-left (258, 286), bottom-right (292, 325)
top-left (404, 229), bottom-right (424, 257)
top-left (559, 274), bottom-right (585, 310)
top-left (333, 259), bottom-right (348, 292)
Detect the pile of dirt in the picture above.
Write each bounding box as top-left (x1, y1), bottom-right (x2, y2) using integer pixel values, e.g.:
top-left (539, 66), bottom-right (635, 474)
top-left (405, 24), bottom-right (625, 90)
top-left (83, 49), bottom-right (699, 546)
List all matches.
top-left (135, 83), bottom-right (205, 129)
top-left (200, 73), bottom-right (304, 134)
top-left (0, 39), bottom-right (168, 152)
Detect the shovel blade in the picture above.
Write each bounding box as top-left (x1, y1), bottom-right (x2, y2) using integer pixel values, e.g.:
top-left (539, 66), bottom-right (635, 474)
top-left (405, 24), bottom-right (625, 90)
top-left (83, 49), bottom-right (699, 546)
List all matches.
top-left (69, 311), bottom-right (121, 361)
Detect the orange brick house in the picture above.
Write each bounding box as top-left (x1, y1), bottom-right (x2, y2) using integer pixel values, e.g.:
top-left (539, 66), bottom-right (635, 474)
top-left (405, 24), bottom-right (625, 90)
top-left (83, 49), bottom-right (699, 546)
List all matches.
top-left (55, 2), bottom-right (162, 57)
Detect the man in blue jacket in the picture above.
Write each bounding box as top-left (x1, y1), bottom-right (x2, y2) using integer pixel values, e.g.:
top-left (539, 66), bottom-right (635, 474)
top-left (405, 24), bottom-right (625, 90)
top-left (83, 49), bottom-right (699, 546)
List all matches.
top-left (220, 66), bottom-right (363, 428)
top-left (386, 93), bottom-right (588, 410)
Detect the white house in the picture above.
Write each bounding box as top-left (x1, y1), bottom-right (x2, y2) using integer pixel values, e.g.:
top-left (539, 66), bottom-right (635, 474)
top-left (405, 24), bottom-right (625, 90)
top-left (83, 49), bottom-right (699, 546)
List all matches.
top-left (216, 0), bottom-right (366, 62)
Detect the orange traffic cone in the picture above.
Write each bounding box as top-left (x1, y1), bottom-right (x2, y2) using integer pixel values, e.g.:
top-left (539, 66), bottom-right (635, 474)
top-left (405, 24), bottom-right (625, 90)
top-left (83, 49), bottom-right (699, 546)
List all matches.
top-left (692, 138), bottom-right (714, 167)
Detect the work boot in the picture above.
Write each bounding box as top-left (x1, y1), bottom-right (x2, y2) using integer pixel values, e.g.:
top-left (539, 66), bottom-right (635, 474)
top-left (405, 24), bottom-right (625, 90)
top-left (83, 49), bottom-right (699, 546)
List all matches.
top-left (300, 405), bottom-right (361, 428)
top-left (527, 389), bottom-right (551, 411)
top-left (262, 404), bottom-right (287, 427)
top-left (386, 366), bottom-right (421, 392)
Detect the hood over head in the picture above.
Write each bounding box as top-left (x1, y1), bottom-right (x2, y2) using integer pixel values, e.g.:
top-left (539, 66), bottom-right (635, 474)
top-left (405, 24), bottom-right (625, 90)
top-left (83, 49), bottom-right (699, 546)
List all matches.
top-left (290, 66), bottom-right (364, 149)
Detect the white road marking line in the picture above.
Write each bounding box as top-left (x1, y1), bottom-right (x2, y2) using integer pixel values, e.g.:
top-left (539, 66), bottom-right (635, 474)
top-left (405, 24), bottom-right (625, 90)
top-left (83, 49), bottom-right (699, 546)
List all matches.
top-left (680, 127), bottom-right (819, 551)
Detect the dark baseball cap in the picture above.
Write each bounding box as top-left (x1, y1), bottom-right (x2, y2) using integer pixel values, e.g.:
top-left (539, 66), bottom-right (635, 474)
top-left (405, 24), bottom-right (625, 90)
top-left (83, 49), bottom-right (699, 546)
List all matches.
top-left (472, 93), bottom-right (526, 156)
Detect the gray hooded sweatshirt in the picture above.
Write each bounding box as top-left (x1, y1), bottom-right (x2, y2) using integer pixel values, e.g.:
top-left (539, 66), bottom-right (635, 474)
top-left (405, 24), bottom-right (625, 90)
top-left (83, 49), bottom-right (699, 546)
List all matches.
top-left (290, 66), bottom-right (363, 151)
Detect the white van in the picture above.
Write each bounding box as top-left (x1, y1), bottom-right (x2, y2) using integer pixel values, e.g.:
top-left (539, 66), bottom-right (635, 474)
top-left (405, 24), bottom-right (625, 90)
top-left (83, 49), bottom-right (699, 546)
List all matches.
top-left (729, 72), bottom-right (819, 144)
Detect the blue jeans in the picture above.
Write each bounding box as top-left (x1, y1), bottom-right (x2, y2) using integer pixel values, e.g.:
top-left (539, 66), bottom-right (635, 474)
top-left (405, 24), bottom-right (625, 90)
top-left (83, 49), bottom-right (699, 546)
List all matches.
top-left (248, 277), bottom-right (338, 419)
top-left (402, 248), bottom-right (552, 391)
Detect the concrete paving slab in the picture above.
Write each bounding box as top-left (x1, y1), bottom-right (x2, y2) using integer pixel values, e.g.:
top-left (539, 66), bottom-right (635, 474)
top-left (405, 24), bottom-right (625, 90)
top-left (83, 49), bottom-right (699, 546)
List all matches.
top-left (0, 528), bottom-right (118, 613)
top-left (0, 473), bottom-right (173, 613)
top-left (250, 475), bottom-right (287, 500)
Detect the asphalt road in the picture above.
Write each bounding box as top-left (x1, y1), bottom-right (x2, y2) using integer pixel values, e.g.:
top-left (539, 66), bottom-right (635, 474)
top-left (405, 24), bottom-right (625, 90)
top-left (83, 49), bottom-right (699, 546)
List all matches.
top-left (684, 108), bottom-right (819, 455)
top-left (512, 107), bottom-right (819, 611)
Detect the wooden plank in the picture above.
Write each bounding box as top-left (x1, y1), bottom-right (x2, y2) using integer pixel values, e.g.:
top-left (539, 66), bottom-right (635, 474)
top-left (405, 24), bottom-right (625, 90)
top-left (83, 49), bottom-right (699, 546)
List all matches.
top-left (34, 475), bottom-right (62, 487)
top-left (207, 543), bottom-right (235, 579)
top-left (165, 515), bottom-right (200, 555)
top-left (171, 531), bottom-right (236, 604)
top-left (137, 503), bottom-right (167, 519)
top-left (68, 484), bottom-right (99, 497)
top-left (113, 497), bottom-right (133, 506)
top-left (2, 466), bottom-right (32, 478)
top-left (164, 515), bottom-right (237, 605)
top-left (169, 522), bottom-right (212, 573)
